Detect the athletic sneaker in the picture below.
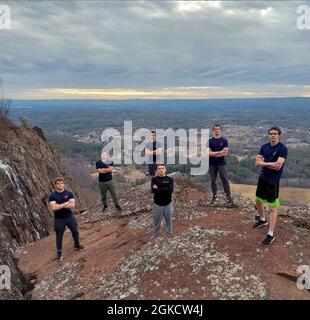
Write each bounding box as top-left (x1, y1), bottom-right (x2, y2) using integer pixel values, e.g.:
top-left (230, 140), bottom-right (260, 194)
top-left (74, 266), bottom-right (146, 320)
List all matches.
top-left (57, 250), bottom-right (63, 262)
top-left (210, 194), bottom-right (218, 205)
top-left (74, 244), bottom-right (86, 251)
top-left (252, 219), bottom-right (268, 229)
top-left (102, 205), bottom-right (108, 212)
top-left (261, 234), bottom-right (275, 246)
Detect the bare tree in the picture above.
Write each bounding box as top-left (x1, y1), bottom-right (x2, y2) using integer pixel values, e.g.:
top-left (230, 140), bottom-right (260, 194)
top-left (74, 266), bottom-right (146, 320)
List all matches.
top-left (0, 78), bottom-right (11, 119)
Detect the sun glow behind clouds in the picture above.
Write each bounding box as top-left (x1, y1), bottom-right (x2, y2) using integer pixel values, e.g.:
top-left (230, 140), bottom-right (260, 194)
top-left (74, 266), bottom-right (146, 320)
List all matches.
top-left (18, 84), bottom-right (310, 99)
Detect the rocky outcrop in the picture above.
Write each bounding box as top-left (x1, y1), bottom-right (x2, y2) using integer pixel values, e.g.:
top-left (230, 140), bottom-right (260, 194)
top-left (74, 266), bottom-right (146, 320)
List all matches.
top-left (1, 117), bottom-right (309, 300)
top-left (18, 176), bottom-right (310, 300)
top-left (279, 205), bottom-right (310, 230)
top-left (0, 119), bottom-right (86, 299)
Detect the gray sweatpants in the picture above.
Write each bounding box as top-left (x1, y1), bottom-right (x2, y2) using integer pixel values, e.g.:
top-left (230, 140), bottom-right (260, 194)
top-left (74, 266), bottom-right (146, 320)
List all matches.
top-left (153, 202), bottom-right (173, 237)
top-left (209, 164), bottom-right (231, 197)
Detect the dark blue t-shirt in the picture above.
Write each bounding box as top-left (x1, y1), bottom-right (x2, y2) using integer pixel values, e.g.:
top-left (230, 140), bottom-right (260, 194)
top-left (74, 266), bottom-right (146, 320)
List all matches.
top-left (209, 137), bottom-right (228, 166)
top-left (259, 142), bottom-right (288, 183)
top-left (48, 189), bottom-right (74, 219)
top-left (96, 160), bottom-right (113, 182)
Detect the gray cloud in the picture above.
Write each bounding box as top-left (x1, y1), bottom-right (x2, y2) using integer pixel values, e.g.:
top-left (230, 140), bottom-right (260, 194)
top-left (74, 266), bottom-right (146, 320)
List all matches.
top-left (0, 0), bottom-right (309, 98)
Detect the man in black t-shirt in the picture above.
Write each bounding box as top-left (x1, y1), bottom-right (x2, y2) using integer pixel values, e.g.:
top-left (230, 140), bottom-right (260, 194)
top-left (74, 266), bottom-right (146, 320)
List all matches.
top-left (151, 164), bottom-right (174, 239)
top-left (49, 177), bottom-right (85, 261)
top-left (96, 151), bottom-right (121, 212)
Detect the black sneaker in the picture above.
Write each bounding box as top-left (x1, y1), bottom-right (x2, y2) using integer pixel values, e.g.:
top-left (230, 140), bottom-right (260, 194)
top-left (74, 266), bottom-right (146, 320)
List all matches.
top-left (74, 244), bottom-right (86, 251)
top-left (102, 205), bottom-right (108, 212)
top-left (210, 195), bottom-right (218, 205)
top-left (57, 250), bottom-right (63, 262)
top-left (252, 219), bottom-right (268, 229)
top-left (261, 234), bottom-right (275, 246)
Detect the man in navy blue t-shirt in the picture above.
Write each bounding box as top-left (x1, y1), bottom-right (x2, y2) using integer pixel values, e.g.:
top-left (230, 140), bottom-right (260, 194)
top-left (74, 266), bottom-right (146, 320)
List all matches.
top-left (208, 124), bottom-right (233, 205)
top-left (96, 151), bottom-right (121, 212)
top-left (253, 127), bottom-right (288, 247)
top-left (146, 130), bottom-right (162, 177)
top-left (49, 177), bottom-right (85, 261)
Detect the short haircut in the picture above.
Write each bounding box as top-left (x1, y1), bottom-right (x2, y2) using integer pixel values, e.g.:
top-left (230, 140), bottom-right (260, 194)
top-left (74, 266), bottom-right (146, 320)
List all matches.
top-left (151, 130), bottom-right (156, 134)
top-left (213, 124), bottom-right (222, 130)
top-left (268, 127), bottom-right (282, 135)
top-left (54, 177), bottom-right (64, 185)
top-left (156, 163), bottom-right (166, 170)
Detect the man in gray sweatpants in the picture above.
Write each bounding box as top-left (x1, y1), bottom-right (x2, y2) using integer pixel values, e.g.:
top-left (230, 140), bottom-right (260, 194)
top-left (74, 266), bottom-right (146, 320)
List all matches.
top-left (208, 124), bottom-right (234, 205)
top-left (151, 164), bottom-right (174, 238)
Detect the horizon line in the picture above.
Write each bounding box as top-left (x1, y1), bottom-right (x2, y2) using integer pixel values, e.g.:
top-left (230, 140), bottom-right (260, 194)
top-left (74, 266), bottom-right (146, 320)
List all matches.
top-left (10, 96), bottom-right (310, 101)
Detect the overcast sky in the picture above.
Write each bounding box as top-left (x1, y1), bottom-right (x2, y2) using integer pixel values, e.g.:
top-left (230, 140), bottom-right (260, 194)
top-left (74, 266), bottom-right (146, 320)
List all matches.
top-left (0, 0), bottom-right (310, 99)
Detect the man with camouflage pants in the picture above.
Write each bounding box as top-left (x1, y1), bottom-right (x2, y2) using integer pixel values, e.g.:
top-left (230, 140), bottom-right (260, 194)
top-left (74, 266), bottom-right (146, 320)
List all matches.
top-left (96, 151), bottom-right (122, 212)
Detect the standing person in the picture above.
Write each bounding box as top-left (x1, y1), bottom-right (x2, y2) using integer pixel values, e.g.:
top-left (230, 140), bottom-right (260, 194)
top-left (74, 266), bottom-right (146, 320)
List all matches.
top-left (146, 130), bottom-right (162, 177)
top-left (151, 164), bottom-right (174, 239)
top-left (253, 127), bottom-right (288, 246)
top-left (49, 177), bottom-right (85, 262)
top-left (208, 124), bottom-right (234, 205)
top-left (96, 151), bottom-right (122, 212)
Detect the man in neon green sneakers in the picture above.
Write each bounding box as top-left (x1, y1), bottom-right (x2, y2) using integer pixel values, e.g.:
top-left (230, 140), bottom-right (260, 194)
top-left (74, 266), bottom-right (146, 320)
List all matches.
top-left (253, 127), bottom-right (288, 246)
